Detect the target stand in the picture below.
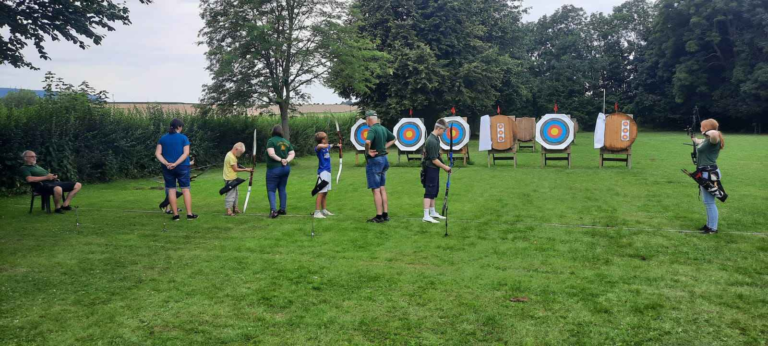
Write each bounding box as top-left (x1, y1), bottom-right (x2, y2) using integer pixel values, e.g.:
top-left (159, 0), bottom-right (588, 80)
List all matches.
top-left (487, 144), bottom-right (518, 168)
top-left (441, 147), bottom-right (470, 166)
top-left (518, 141), bottom-right (536, 152)
top-left (599, 147), bottom-right (632, 169)
top-left (397, 150), bottom-right (423, 163)
top-left (541, 146), bottom-right (571, 168)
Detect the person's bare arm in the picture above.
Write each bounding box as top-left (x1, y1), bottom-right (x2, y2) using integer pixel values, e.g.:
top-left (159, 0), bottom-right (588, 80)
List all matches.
top-left (26, 174), bottom-right (55, 183)
top-left (706, 131), bottom-right (721, 144)
top-left (286, 150), bottom-right (296, 163)
top-left (267, 148), bottom-right (282, 162)
top-left (155, 144), bottom-right (169, 165)
top-left (385, 140), bottom-right (396, 149)
top-left (232, 163), bottom-right (252, 173)
top-left (316, 143), bottom-right (332, 150)
top-left (366, 140), bottom-right (377, 157)
top-left (432, 158), bottom-right (452, 172)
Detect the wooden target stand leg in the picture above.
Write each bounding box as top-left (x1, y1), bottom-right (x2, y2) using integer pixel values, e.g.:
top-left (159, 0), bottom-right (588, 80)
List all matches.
top-left (518, 141), bottom-right (536, 153)
top-left (599, 146), bottom-right (632, 169)
top-left (355, 151), bottom-right (365, 165)
top-left (487, 143), bottom-right (518, 168)
top-left (541, 146), bottom-right (571, 169)
top-left (398, 149), bottom-right (423, 164)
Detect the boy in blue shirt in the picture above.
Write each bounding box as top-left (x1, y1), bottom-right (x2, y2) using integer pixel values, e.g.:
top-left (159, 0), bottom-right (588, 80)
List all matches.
top-left (313, 132), bottom-right (339, 218)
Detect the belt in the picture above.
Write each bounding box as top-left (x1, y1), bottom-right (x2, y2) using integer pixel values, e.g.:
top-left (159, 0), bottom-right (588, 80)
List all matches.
top-left (698, 164), bottom-right (718, 171)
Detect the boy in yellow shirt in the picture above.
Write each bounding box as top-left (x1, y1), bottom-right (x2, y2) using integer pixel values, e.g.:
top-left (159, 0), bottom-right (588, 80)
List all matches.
top-left (223, 142), bottom-right (253, 216)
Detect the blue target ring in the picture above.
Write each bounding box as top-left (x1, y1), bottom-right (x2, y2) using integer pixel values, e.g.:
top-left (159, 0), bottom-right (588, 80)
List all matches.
top-left (541, 119), bottom-right (569, 145)
top-left (354, 124), bottom-right (370, 148)
top-left (441, 122), bottom-right (466, 146)
top-left (398, 123), bottom-right (422, 146)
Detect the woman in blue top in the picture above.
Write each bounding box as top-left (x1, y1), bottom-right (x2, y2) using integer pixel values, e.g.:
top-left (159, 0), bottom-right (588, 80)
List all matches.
top-left (155, 118), bottom-right (198, 221)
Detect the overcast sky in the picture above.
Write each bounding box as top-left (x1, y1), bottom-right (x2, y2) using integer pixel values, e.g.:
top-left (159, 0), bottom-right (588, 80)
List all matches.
top-left (0, 0), bottom-right (626, 104)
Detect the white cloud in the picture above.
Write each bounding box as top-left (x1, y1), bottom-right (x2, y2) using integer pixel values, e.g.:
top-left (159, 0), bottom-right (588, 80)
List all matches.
top-left (0, 0), bottom-right (627, 104)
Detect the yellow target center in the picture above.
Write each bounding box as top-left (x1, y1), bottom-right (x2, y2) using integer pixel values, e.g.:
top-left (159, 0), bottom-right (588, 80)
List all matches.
top-left (551, 128), bottom-right (560, 136)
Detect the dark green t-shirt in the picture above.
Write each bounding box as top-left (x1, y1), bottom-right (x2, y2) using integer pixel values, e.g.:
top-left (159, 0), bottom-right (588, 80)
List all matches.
top-left (366, 123), bottom-right (395, 158)
top-left (19, 165), bottom-right (49, 179)
top-left (423, 133), bottom-right (443, 169)
top-left (265, 136), bottom-right (294, 169)
top-left (696, 138), bottom-right (720, 167)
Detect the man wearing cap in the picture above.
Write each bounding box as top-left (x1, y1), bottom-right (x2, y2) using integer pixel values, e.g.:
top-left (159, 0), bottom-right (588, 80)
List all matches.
top-left (364, 110), bottom-right (396, 223)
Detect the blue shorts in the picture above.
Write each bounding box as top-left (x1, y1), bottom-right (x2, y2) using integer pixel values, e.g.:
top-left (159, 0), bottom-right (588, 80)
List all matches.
top-left (366, 155), bottom-right (389, 189)
top-left (162, 165), bottom-right (191, 189)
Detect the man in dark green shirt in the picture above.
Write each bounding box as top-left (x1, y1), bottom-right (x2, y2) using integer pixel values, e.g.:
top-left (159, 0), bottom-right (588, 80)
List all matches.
top-left (421, 119), bottom-right (452, 223)
top-left (364, 110), bottom-right (396, 223)
top-left (19, 150), bottom-right (83, 213)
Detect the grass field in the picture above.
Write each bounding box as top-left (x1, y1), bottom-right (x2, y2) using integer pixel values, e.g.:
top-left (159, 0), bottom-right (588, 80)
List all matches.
top-left (1, 132), bottom-right (767, 345)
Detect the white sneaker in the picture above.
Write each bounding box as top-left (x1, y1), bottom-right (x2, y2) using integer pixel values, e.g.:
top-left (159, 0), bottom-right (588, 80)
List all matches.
top-left (430, 213), bottom-right (446, 220)
top-left (322, 210), bottom-right (334, 216)
top-left (313, 212), bottom-right (326, 219)
top-left (422, 216), bottom-right (439, 223)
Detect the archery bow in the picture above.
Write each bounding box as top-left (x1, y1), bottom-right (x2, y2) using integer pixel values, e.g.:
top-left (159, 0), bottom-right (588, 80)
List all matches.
top-left (243, 128), bottom-right (257, 213)
top-left (441, 119), bottom-right (455, 237)
top-left (335, 118), bottom-right (343, 184)
top-left (685, 106), bottom-right (701, 166)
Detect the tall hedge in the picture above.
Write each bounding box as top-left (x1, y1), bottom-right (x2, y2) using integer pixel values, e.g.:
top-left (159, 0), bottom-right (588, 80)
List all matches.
top-left (0, 96), bottom-right (357, 195)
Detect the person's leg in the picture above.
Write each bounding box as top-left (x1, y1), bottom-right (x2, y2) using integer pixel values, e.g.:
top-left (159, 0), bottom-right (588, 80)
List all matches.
top-left (380, 158), bottom-right (389, 214)
top-left (167, 188), bottom-right (179, 216)
top-left (278, 166), bottom-right (290, 211)
top-left (701, 172), bottom-right (719, 231)
top-left (315, 192), bottom-right (323, 212)
top-left (233, 186), bottom-right (240, 213)
top-left (225, 182), bottom-right (237, 215)
top-left (380, 186), bottom-right (388, 214)
top-left (182, 188), bottom-right (193, 215)
top-left (372, 188), bottom-right (383, 215)
top-left (62, 182), bottom-right (81, 207)
top-left (321, 193), bottom-right (327, 210)
top-left (53, 186), bottom-right (63, 209)
top-left (266, 169), bottom-right (278, 211)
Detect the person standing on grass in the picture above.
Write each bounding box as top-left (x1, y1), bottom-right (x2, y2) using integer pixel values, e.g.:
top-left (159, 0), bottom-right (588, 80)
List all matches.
top-left (364, 110), bottom-right (396, 223)
top-left (19, 150), bottom-right (83, 213)
top-left (693, 119), bottom-right (725, 234)
top-left (223, 142), bottom-right (253, 216)
top-left (155, 118), bottom-right (198, 221)
top-left (265, 125), bottom-right (295, 219)
top-left (421, 119), bottom-right (452, 223)
top-left (313, 132), bottom-right (339, 219)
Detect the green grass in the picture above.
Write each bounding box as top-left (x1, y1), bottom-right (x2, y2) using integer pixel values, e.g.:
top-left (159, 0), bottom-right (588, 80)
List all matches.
top-left (1, 132), bottom-right (767, 345)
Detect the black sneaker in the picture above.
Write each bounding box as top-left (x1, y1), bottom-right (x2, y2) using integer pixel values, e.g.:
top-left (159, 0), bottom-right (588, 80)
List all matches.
top-left (54, 208), bottom-right (65, 214)
top-left (61, 205), bottom-right (72, 211)
top-left (367, 216), bottom-right (383, 223)
top-left (699, 225), bottom-right (709, 231)
top-left (187, 214), bottom-right (199, 220)
top-left (172, 215), bottom-right (180, 221)
top-left (701, 226), bottom-right (717, 234)
top-left (278, 209), bottom-right (287, 215)
top-left (382, 214), bottom-right (390, 222)
top-left (270, 210), bottom-right (279, 219)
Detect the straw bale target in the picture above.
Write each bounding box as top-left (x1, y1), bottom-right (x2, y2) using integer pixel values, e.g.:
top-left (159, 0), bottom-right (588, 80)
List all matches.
top-left (515, 117), bottom-right (536, 142)
top-left (490, 115), bottom-right (517, 151)
top-left (603, 112), bottom-right (637, 151)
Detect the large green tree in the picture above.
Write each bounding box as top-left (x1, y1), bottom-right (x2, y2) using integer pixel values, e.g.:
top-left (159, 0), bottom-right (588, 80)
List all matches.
top-left (331, 0), bottom-right (526, 125)
top-left (0, 0), bottom-right (152, 69)
top-left (635, 0), bottom-right (768, 130)
top-left (199, 0), bottom-right (387, 140)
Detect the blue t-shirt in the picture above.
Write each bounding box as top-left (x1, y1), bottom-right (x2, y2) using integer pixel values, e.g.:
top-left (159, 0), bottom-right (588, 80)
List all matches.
top-left (316, 146), bottom-right (332, 174)
top-left (158, 133), bottom-right (191, 166)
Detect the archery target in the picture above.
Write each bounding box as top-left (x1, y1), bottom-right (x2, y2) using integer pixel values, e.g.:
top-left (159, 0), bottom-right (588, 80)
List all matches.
top-left (621, 120), bottom-right (630, 141)
top-left (350, 119), bottom-right (370, 151)
top-left (439, 116), bottom-right (471, 150)
top-left (535, 114), bottom-right (575, 150)
top-left (394, 118), bottom-right (426, 151)
top-left (604, 112), bottom-right (637, 150)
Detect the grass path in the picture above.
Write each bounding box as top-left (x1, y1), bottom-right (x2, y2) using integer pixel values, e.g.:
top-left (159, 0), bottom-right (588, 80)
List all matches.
top-left (1, 132), bottom-right (767, 345)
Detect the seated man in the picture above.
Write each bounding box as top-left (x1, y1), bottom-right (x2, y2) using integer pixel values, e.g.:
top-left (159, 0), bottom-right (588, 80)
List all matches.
top-left (19, 150), bottom-right (83, 213)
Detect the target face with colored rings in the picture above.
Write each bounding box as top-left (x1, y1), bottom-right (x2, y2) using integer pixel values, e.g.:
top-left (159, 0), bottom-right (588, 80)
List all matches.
top-left (535, 114), bottom-right (575, 150)
top-left (350, 119), bottom-right (370, 151)
top-left (439, 116), bottom-right (471, 150)
top-left (393, 118), bottom-right (426, 151)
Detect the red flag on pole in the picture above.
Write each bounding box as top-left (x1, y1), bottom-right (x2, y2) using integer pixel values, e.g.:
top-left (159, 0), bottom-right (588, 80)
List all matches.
top-left (614, 102), bottom-right (619, 112)
top-left (409, 108), bottom-right (413, 116)
top-left (451, 106), bottom-right (456, 115)
top-left (554, 102), bottom-right (559, 113)
top-left (497, 105), bottom-right (501, 115)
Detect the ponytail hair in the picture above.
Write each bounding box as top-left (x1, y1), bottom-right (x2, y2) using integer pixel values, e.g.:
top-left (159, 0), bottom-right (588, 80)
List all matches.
top-left (169, 118), bottom-right (184, 134)
top-left (701, 119), bottom-right (725, 150)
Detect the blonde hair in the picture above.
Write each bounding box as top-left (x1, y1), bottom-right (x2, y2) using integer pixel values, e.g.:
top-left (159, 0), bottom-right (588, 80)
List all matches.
top-left (701, 119), bottom-right (725, 149)
top-left (315, 132), bottom-right (327, 144)
top-left (233, 142), bottom-right (245, 151)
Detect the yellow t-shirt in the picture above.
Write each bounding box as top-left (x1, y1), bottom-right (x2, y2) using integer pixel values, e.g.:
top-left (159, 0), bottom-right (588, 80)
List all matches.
top-left (223, 151), bottom-right (238, 180)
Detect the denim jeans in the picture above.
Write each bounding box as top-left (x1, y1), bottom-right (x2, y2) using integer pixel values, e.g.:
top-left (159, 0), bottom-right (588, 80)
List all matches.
top-left (266, 165), bottom-right (291, 211)
top-left (365, 155), bottom-right (389, 189)
top-left (701, 169), bottom-right (721, 230)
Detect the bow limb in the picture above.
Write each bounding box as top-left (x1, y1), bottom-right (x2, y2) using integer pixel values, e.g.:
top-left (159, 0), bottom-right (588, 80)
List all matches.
top-left (335, 119), bottom-right (343, 184)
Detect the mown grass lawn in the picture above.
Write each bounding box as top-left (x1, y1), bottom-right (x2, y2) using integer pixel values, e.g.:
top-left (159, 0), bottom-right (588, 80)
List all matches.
top-left (1, 131), bottom-right (767, 345)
